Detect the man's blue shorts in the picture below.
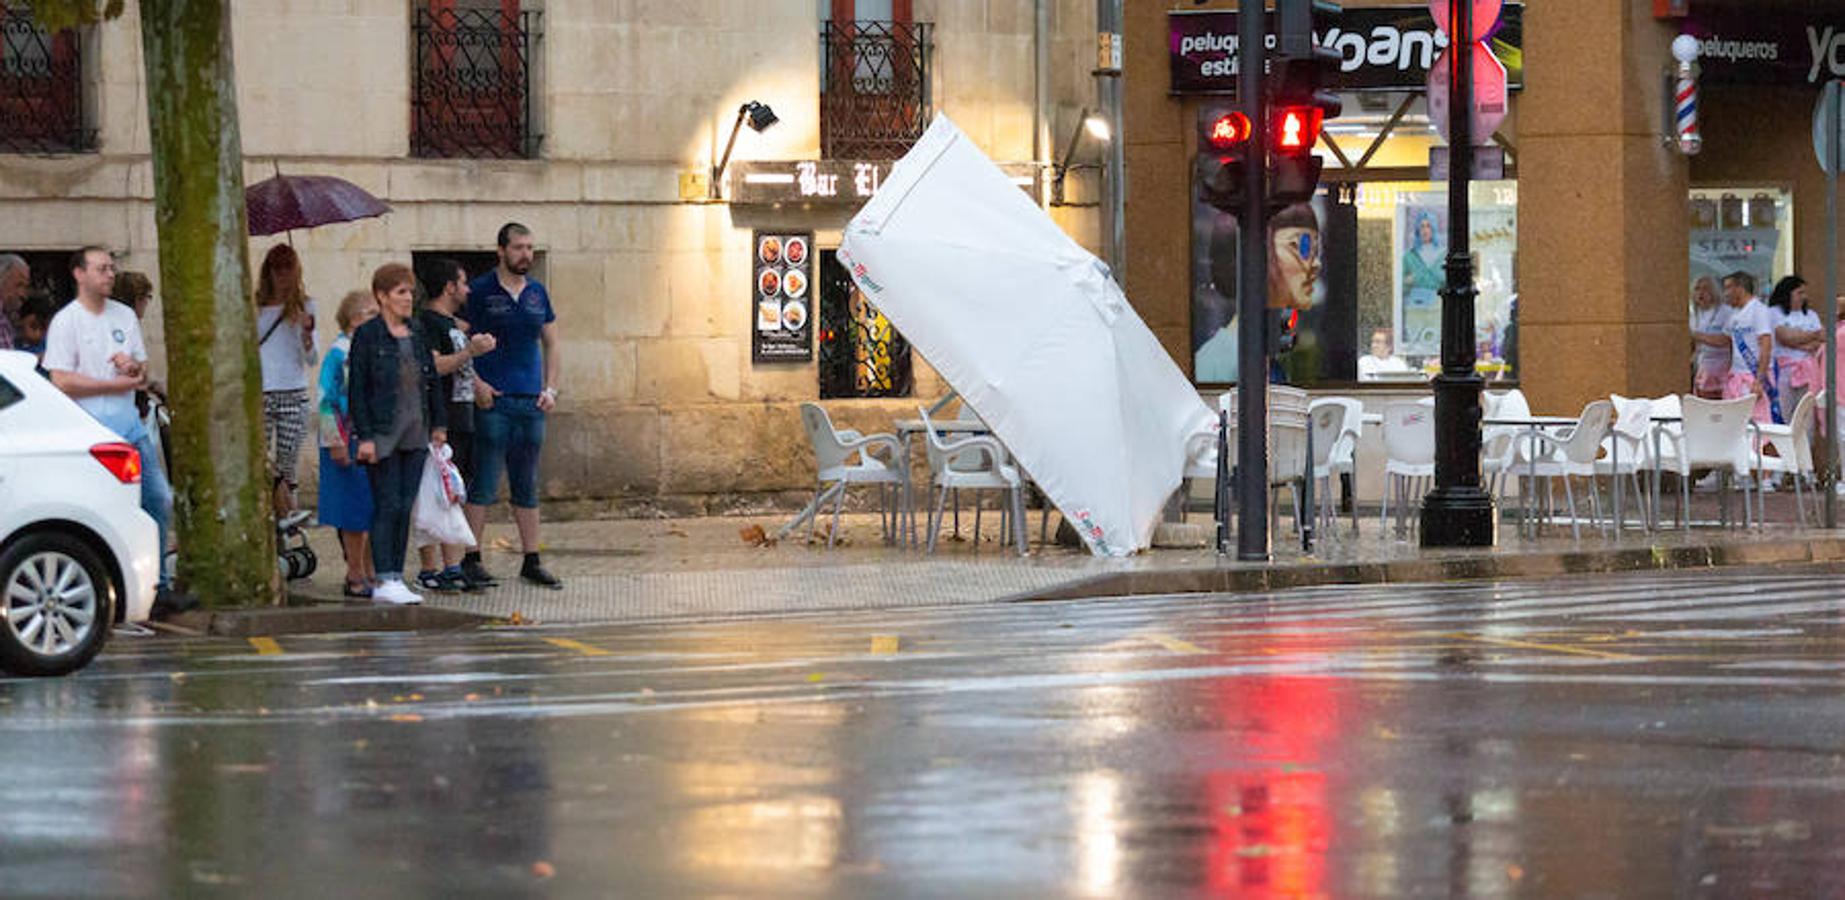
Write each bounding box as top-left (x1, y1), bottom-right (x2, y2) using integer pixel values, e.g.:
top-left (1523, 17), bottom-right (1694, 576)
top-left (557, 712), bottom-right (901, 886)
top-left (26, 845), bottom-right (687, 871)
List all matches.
top-left (468, 396), bottom-right (545, 509)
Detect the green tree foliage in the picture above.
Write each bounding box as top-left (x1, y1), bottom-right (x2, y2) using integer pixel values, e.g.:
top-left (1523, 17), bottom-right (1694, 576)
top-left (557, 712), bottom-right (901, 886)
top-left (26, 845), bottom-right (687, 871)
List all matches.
top-left (19, 1), bottom-right (124, 30)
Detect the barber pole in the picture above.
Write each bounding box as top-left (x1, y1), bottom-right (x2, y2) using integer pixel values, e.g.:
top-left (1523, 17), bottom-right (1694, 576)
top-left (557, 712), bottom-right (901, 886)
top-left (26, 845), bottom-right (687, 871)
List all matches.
top-left (1671, 34), bottom-right (1702, 156)
top-left (1675, 72), bottom-right (1701, 155)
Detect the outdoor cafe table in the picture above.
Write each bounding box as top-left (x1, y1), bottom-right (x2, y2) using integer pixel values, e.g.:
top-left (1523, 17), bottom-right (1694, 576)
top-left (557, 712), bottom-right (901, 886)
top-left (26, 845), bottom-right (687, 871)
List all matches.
top-left (1485, 414), bottom-right (1690, 537)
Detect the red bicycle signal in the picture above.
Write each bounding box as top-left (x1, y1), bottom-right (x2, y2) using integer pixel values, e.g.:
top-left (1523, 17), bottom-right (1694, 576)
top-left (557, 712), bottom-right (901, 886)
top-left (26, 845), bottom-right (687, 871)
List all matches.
top-left (1207, 111), bottom-right (1253, 153)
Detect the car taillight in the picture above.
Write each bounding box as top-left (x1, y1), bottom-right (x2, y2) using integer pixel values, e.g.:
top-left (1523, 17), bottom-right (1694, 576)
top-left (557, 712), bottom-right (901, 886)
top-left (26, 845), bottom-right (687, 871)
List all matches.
top-left (91, 442), bottom-right (142, 484)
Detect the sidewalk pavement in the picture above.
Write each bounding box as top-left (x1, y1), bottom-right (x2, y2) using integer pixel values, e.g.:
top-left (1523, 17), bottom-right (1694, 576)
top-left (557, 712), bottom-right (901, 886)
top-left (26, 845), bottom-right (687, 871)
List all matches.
top-left (273, 494), bottom-right (1845, 628)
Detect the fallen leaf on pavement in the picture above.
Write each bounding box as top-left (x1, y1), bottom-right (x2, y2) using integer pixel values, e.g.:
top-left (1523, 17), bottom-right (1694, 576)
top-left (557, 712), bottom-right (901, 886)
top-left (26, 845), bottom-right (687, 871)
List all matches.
top-left (464, 693), bottom-right (482, 702)
top-left (739, 524), bottom-right (772, 546)
top-left (531, 861), bottom-right (556, 879)
top-left (1507, 864), bottom-right (1525, 881)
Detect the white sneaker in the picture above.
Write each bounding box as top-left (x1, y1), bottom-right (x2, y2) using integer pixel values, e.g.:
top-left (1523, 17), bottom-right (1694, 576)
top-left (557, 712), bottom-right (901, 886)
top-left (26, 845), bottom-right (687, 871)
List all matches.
top-left (1757, 478), bottom-right (1777, 494)
top-left (372, 578), bottom-right (423, 605)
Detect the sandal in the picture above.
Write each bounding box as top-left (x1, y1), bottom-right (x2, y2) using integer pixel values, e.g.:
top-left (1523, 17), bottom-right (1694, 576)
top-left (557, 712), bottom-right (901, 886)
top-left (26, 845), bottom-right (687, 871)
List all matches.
top-left (342, 580), bottom-right (373, 599)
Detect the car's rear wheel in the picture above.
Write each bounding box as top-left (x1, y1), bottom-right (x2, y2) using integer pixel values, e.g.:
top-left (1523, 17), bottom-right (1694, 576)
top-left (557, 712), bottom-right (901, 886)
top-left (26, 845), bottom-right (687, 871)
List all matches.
top-left (0, 532), bottom-right (114, 677)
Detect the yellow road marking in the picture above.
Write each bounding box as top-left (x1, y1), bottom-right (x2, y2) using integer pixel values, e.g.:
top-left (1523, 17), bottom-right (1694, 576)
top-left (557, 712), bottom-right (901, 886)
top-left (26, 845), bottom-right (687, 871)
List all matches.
top-left (542, 637), bottom-right (610, 657)
top-left (870, 635), bottom-right (901, 655)
top-left (1443, 632), bottom-right (1642, 661)
top-left (247, 637), bottom-right (283, 656)
top-left (1144, 634), bottom-right (1209, 655)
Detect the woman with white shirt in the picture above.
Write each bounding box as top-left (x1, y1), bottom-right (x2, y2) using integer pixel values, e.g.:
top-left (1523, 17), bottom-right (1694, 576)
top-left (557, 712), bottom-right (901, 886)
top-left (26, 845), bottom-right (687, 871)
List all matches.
top-left (1769, 275), bottom-right (1823, 421)
top-left (255, 244), bottom-right (320, 518)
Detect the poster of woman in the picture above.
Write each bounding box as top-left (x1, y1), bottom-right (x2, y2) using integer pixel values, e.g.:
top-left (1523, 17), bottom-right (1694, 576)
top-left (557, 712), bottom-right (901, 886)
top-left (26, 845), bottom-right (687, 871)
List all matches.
top-left (1395, 198), bottom-right (1447, 358)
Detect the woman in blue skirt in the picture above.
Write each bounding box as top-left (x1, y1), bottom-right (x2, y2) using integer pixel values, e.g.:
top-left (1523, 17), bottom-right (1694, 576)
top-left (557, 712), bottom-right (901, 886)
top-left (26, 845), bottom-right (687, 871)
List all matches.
top-left (318, 290), bottom-right (379, 597)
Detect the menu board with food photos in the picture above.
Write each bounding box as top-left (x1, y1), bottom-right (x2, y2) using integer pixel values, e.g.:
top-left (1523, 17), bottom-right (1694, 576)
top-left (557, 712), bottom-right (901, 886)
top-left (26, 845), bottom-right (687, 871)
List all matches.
top-left (752, 230), bottom-right (814, 363)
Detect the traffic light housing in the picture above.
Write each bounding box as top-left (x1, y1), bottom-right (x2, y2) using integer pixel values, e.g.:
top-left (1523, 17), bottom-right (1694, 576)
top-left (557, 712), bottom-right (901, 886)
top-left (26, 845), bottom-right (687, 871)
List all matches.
top-left (1196, 106), bottom-right (1254, 213)
top-left (1269, 0), bottom-right (1342, 207)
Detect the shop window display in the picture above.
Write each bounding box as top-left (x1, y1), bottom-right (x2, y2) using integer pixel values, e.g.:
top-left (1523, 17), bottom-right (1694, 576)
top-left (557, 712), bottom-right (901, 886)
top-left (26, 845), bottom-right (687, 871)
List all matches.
top-left (1689, 186), bottom-right (1793, 299)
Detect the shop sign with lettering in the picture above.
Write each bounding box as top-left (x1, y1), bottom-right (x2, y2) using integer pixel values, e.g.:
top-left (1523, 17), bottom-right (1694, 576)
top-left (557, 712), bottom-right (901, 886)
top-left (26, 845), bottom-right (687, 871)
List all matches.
top-left (1680, 12), bottom-right (1845, 86)
top-left (729, 160), bottom-right (1039, 206)
top-left (1168, 3), bottom-right (1524, 95)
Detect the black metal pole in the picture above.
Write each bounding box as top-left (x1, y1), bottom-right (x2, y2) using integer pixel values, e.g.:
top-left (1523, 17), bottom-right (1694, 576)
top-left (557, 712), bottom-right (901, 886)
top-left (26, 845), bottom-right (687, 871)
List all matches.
top-left (1826, 82), bottom-right (1840, 529)
top-left (1420, 0), bottom-right (1496, 547)
top-left (1236, 0), bottom-right (1270, 561)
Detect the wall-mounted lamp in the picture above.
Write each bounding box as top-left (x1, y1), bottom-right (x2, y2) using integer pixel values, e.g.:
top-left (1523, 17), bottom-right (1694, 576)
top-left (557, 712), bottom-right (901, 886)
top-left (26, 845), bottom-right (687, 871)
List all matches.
top-left (711, 101), bottom-right (780, 200)
top-left (1052, 107), bottom-right (1111, 206)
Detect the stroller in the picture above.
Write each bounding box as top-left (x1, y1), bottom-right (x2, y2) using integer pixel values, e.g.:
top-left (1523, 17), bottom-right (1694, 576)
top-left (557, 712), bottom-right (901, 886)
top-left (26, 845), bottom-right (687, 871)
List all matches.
top-left (145, 389), bottom-right (317, 582)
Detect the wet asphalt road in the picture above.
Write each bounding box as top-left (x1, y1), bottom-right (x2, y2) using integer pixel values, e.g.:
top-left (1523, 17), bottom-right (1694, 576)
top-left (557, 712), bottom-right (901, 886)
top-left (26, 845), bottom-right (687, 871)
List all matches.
top-left (6, 566), bottom-right (1845, 897)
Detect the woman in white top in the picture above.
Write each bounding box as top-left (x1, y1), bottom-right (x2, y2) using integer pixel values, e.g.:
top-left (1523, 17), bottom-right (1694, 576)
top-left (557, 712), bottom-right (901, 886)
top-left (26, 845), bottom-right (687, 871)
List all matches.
top-left (255, 244), bottom-right (320, 517)
top-left (1768, 275), bottom-right (1823, 421)
top-left (1688, 276), bottom-right (1730, 399)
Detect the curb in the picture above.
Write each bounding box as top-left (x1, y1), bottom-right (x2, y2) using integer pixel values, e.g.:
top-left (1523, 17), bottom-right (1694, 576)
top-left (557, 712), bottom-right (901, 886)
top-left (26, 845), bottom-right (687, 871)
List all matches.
top-left (164, 602), bottom-right (494, 638)
top-left (1005, 537), bottom-right (1845, 604)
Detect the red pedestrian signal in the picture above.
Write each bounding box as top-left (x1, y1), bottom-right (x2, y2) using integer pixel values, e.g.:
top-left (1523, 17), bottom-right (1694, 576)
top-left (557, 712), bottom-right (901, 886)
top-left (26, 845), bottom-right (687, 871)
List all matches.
top-left (1207, 111), bottom-right (1253, 154)
top-left (1273, 106), bottom-right (1323, 155)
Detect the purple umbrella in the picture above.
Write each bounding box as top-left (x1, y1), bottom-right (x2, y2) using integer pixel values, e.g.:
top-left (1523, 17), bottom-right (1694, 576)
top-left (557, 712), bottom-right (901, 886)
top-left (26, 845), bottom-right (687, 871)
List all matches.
top-left (245, 173), bottom-right (391, 237)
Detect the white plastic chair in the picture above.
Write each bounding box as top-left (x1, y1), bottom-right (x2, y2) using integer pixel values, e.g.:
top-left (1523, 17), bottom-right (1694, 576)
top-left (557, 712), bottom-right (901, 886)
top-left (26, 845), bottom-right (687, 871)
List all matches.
top-left (1756, 391), bottom-right (1818, 526)
top-left (918, 406), bottom-right (1026, 556)
top-left (794, 403), bottom-right (907, 548)
top-left (1513, 400), bottom-right (1613, 539)
top-left (1669, 395), bottom-right (1763, 530)
top-left (1594, 394), bottom-right (1654, 531)
top-left (1482, 388), bottom-right (1532, 503)
top-left (1634, 394), bottom-right (1688, 528)
top-left (1310, 397), bottom-right (1363, 534)
top-left (1380, 401), bottom-right (1436, 538)
top-left (1307, 400), bottom-right (1351, 537)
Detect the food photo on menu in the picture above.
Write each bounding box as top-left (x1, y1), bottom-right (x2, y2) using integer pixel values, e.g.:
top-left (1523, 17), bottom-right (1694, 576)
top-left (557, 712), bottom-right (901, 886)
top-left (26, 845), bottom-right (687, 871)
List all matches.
top-left (783, 268), bottom-right (807, 299)
top-left (759, 269), bottom-right (780, 297)
top-left (785, 237), bottom-right (808, 267)
top-left (758, 299), bottom-right (782, 331)
top-left (782, 300), bottom-right (807, 331)
top-left (759, 235), bottom-right (781, 265)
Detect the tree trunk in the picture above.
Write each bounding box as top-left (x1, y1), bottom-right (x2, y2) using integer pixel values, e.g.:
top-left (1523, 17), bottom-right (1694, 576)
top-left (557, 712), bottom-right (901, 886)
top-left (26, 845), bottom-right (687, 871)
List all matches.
top-left (140, 1), bottom-right (276, 606)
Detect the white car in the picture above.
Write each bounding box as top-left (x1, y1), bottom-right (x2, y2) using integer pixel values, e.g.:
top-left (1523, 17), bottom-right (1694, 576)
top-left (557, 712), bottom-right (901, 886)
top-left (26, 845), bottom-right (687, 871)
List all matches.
top-left (0, 349), bottom-right (159, 676)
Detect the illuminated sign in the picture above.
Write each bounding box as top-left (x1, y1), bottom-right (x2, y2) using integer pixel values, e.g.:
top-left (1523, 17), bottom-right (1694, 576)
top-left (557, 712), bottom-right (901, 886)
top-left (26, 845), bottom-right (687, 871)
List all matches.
top-left (728, 160), bottom-right (1040, 206)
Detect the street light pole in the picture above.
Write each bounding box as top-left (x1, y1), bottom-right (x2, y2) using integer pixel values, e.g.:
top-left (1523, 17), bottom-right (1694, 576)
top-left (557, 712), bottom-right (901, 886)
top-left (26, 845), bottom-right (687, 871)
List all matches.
top-left (1421, 0), bottom-right (1497, 546)
top-left (1096, 0), bottom-right (1126, 282)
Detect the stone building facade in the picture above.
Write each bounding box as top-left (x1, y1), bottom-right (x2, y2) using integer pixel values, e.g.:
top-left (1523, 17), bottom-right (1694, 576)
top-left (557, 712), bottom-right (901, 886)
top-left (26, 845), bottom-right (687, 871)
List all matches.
top-left (0, 0), bottom-right (1101, 515)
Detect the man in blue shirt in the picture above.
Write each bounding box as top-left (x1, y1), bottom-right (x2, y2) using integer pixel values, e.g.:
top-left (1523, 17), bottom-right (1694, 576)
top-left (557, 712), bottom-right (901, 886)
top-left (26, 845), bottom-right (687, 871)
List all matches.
top-left (461, 223), bottom-right (563, 589)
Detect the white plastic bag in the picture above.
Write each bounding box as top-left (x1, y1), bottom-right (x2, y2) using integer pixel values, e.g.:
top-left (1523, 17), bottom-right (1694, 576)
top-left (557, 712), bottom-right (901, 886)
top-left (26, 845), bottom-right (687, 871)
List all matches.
top-left (412, 443), bottom-right (474, 548)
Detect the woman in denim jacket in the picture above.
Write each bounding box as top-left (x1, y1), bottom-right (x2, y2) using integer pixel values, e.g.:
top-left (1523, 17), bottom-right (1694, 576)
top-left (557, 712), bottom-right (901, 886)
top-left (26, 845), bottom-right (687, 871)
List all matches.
top-left (348, 263), bottom-right (448, 605)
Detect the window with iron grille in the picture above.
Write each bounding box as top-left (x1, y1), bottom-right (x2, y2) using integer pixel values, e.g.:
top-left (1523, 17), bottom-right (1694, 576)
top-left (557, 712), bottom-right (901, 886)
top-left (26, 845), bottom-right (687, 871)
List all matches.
top-left (820, 19), bottom-right (932, 160)
top-left (412, 1), bottom-right (542, 159)
top-left (818, 249), bottom-right (911, 399)
top-left (0, 6), bottom-right (91, 154)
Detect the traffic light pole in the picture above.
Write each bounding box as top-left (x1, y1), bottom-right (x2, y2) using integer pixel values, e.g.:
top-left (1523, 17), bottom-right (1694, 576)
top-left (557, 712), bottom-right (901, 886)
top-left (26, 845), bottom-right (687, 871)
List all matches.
top-left (1236, 0), bottom-right (1270, 561)
top-left (1420, 0), bottom-right (1497, 547)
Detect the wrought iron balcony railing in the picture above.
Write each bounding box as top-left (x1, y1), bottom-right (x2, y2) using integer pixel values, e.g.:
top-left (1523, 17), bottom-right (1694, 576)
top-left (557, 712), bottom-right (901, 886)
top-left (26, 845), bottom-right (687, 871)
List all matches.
top-left (0, 7), bottom-right (92, 154)
top-left (820, 20), bottom-right (932, 161)
top-left (412, 7), bottom-right (542, 159)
